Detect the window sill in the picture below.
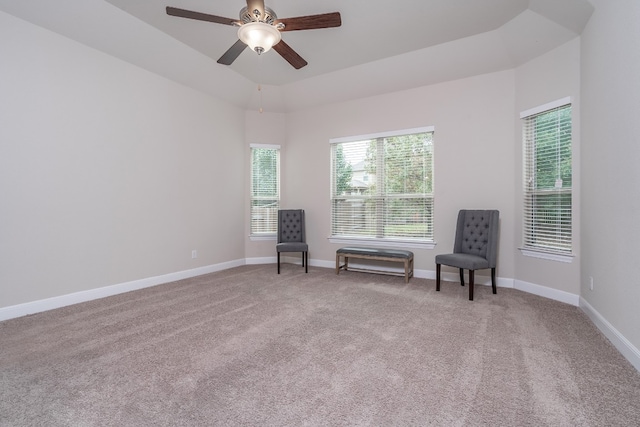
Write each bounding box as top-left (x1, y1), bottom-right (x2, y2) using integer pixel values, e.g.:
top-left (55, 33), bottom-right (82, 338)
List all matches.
top-left (519, 247), bottom-right (574, 263)
top-left (328, 237), bottom-right (436, 250)
top-left (250, 234), bottom-right (276, 241)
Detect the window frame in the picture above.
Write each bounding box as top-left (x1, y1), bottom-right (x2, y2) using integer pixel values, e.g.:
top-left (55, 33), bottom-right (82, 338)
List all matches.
top-left (328, 127), bottom-right (436, 250)
top-left (249, 144), bottom-right (280, 240)
top-left (519, 98), bottom-right (574, 263)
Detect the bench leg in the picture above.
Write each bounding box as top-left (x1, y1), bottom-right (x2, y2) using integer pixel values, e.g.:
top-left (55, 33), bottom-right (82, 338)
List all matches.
top-left (336, 254), bottom-right (348, 274)
top-left (436, 264), bottom-right (441, 291)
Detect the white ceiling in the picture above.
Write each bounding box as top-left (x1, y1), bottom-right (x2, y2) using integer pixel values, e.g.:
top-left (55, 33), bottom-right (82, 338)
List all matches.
top-left (0, 0), bottom-right (594, 112)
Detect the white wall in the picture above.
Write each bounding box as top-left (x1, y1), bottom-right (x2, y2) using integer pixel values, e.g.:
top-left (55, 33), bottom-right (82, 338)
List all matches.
top-left (0, 12), bottom-right (246, 308)
top-left (580, 0), bottom-right (640, 355)
top-left (513, 38), bottom-right (582, 296)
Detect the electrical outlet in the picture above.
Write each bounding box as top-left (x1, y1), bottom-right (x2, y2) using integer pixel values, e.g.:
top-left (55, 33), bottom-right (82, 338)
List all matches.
top-left (192, 250), bottom-right (198, 259)
top-left (589, 276), bottom-right (594, 291)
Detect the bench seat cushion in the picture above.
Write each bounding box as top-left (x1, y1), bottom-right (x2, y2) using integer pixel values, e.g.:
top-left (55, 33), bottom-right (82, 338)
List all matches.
top-left (336, 247), bottom-right (413, 259)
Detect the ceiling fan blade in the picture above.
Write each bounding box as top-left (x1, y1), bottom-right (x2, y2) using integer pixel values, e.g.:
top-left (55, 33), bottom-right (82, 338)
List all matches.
top-left (166, 7), bottom-right (239, 26)
top-left (275, 12), bottom-right (342, 32)
top-left (246, 0), bottom-right (266, 21)
top-left (217, 40), bottom-right (248, 65)
top-left (273, 40), bottom-right (308, 69)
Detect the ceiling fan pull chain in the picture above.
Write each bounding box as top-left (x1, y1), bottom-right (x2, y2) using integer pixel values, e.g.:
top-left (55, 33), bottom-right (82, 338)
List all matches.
top-left (258, 54), bottom-right (264, 113)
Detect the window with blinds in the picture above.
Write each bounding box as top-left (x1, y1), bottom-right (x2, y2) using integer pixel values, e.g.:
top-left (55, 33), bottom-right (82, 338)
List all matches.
top-left (521, 100), bottom-right (572, 255)
top-left (250, 144), bottom-right (280, 236)
top-left (330, 127), bottom-right (434, 243)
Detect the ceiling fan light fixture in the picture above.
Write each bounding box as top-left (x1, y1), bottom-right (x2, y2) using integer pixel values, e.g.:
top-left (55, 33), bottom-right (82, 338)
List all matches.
top-left (237, 22), bottom-right (281, 54)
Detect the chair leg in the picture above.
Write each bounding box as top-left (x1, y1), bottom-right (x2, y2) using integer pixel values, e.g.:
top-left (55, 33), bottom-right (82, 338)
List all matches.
top-left (491, 267), bottom-right (497, 294)
top-left (459, 268), bottom-right (465, 286)
top-left (469, 270), bottom-right (474, 301)
top-left (305, 252), bottom-right (308, 273)
top-left (277, 252), bottom-right (280, 274)
top-left (301, 252), bottom-right (305, 267)
top-left (436, 264), bottom-right (441, 291)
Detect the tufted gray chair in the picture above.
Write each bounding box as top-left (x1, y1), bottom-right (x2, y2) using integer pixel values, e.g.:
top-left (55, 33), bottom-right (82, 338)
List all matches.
top-left (276, 209), bottom-right (308, 274)
top-left (436, 210), bottom-right (499, 300)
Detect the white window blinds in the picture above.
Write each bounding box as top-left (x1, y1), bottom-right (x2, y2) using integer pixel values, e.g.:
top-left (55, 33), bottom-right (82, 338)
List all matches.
top-left (330, 128), bottom-right (434, 242)
top-left (250, 145), bottom-right (280, 235)
top-left (521, 101), bottom-right (572, 254)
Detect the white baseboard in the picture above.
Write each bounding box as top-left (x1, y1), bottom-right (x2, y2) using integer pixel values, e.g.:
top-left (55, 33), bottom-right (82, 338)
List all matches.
top-left (0, 259), bottom-right (245, 322)
top-left (579, 297), bottom-right (640, 372)
top-left (514, 279), bottom-right (580, 306)
top-left (245, 256), bottom-right (276, 265)
top-left (312, 259), bottom-right (335, 269)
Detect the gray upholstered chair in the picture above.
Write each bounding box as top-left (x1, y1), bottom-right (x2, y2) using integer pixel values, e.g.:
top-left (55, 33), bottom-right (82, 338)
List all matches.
top-left (436, 210), bottom-right (499, 300)
top-left (276, 209), bottom-right (308, 274)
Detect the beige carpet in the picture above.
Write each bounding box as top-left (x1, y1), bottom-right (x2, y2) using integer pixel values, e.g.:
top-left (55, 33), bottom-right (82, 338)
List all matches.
top-left (1, 265), bottom-right (639, 426)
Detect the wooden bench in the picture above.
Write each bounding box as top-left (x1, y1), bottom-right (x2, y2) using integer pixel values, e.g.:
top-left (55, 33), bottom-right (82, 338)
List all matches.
top-left (336, 247), bottom-right (414, 283)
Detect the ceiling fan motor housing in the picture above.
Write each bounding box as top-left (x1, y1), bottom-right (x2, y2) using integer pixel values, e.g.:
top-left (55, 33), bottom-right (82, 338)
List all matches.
top-left (239, 6), bottom-right (277, 24)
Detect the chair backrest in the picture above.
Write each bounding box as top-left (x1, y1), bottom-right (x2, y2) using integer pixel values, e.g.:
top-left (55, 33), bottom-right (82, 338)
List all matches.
top-left (277, 209), bottom-right (306, 244)
top-left (453, 210), bottom-right (500, 267)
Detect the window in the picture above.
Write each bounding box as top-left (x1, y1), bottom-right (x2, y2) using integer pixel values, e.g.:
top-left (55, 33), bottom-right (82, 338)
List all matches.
top-left (330, 127), bottom-right (434, 246)
top-left (250, 144), bottom-right (280, 236)
top-left (521, 98), bottom-right (572, 259)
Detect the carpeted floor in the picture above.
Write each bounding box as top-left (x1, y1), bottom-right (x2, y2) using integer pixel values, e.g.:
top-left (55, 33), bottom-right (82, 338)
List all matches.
top-left (1, 264), bottom-right (640, 426)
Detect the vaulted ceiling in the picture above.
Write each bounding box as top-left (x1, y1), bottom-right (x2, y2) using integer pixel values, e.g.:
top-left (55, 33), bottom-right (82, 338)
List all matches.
top-left (0, 0), bottom-right (593, 112)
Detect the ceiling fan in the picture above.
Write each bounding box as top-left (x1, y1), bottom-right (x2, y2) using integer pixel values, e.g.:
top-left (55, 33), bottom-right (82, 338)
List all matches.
top-left (166, 0), bottom-right (342, 69)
